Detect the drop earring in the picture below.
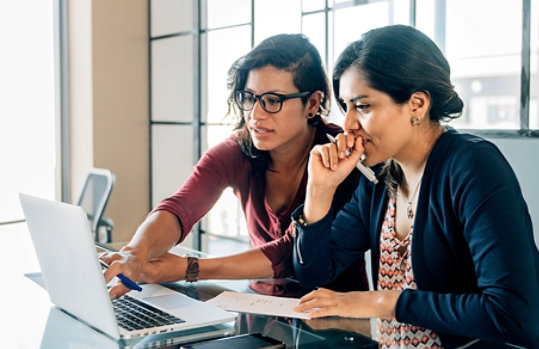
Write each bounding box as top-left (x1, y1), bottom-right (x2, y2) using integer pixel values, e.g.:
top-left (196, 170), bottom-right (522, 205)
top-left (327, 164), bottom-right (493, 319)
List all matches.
top-left (411, 116), bottom-right (421, 126)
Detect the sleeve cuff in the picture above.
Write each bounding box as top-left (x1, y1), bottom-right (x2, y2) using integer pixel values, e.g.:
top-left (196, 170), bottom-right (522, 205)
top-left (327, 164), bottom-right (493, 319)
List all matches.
top-left (290, 204), bottom-right (335, 234)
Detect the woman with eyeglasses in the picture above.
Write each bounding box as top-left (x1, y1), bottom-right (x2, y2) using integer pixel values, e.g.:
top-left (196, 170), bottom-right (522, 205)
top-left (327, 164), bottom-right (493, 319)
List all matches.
top-left (100, 33), bottom-right (368, 299)
top-left (292, 25), bottom-right (539, 347)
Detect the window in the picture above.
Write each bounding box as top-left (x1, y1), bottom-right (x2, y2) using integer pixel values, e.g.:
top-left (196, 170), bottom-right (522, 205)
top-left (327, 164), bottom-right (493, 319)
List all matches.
top-left (149, 0), bottom-right (538, 253)
top-left (419, 0), bottom-right (524, 131)
top-left (0, 1), bottom-right (58, 224)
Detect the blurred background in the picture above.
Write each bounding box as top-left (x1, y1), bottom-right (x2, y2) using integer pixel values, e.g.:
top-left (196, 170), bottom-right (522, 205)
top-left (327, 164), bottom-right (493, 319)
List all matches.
top-left (1, 0), bottom-right (538, 254)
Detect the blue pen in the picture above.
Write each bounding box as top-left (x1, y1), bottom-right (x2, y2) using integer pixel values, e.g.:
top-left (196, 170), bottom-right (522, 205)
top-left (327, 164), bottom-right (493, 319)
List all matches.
top-left (99, 260), bottom-right (142, 292)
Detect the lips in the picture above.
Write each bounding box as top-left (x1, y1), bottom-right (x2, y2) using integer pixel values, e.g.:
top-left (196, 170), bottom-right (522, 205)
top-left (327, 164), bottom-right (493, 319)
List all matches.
top-left (250, 125), bottom-right (273, 135)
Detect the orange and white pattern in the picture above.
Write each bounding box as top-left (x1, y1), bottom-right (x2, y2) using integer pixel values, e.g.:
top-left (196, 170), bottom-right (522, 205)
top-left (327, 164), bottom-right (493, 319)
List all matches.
top-left (376, 198), bottom-right (443, 348)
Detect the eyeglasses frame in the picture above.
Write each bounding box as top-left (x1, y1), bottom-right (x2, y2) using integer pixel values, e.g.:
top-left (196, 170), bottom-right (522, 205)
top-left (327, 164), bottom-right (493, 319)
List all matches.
top-left (234, 90), bottom-right (312, 113)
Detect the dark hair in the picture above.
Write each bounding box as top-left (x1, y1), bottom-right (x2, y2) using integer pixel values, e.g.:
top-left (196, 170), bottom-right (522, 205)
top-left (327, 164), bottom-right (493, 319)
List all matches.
top-left (332, 25), bottom-right (464, 196)
top-left (226, 33), bottom-right (331, 175)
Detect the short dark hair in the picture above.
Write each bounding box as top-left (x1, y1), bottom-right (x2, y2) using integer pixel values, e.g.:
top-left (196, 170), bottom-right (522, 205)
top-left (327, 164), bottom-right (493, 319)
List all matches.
top-left (333, 25), bottom-right (463, 122)
top-left (332, 25), bottom-right (464, 196)
top-left (226, 33), bottom-right (330, 175)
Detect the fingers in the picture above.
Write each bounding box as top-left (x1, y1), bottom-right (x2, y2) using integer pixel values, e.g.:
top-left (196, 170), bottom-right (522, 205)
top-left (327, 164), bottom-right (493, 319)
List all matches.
top-left (98, 251), bottom-right (123, 265)
top-left (311, 144), bottom-right (340, 171)
top-left (104, 258), bottom-right (140, 299)
top-left (334, 133), bottom-right (349, 159)
top-left (294, 288), bottom-right (353, 319)
top-left (99, 250), bottom-right (143, 300)
top-left (299, 288), bottom-right (335, 304)
top-left (109, 282), bottom-right (130, 300)
top-left (316, 134), bottom-right (365, 171)
top-left (102, 256), bottom-right (128, 284)
top-left (294, 288), bottom-right (338, 313)
top-left (308, 307), bottom-right (341, 319)
top-left (344, 133), bottom-right (356, 150)
top-left (351, 135), bottom-right (365, 157)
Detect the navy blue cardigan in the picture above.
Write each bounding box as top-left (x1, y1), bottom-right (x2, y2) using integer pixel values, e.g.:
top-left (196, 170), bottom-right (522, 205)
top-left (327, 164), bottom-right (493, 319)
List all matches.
top-left (292, 129), bottom-right (539, 347)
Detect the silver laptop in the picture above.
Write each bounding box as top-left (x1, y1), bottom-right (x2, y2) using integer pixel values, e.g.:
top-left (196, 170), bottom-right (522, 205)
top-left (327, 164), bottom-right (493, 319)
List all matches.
top-left (19, 193), bottom-right (236, 340)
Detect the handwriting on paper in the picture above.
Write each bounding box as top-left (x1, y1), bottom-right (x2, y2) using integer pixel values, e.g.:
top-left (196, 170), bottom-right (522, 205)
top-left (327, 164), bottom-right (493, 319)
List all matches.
top-left (206, 291), bottom-right (310, 319)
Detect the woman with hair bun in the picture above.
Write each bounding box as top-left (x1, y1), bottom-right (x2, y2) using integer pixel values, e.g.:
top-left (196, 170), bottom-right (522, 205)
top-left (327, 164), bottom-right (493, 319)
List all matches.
top-left (293, 25), bottom-right (539, 348)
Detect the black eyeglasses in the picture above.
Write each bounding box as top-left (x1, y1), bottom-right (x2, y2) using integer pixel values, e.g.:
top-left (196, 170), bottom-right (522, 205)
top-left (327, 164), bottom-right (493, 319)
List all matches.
top-left (234, 90), bottom-right (312, 113)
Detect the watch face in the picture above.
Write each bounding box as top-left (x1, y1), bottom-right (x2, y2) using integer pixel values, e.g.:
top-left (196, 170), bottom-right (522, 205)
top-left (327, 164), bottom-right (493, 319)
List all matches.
top-left (185, 256), bottom-right (199, 283)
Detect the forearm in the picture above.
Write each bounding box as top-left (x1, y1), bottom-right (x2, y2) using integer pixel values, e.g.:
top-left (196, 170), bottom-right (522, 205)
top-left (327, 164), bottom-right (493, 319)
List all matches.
top-left (293, 207), bottom-right (336, 287)
top-left (294, 190), bottom-right (368, 288)
top-left (303, 184), bottom-right (337, 223)
top-left (373, 290), bottom-right (402, 318)
top-left (198, 248), bottom-right (274, 280)
top-left (123, 210), bottom-right (183, 263)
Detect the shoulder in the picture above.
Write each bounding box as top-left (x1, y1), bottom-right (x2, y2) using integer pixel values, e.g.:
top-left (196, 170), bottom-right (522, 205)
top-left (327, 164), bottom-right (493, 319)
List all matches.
top-left (202, 134), bottom-right (242, 159)
top-left (431, 128), bottom-right (510, 175)
top-left (427, 128), bottom-right (521, 202)
top-left (313, 121), bottom-right (343, 145)
top-left (199, 134), bottom-right (250, 171)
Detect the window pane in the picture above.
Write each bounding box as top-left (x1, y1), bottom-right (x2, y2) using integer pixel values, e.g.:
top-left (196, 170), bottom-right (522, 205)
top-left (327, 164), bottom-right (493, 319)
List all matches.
top-left (203, 0), bottom-right (251, 29)
top-left (151, 35), bottom-right (194, 122)
top-left (151, 0), bottom-right (193, 37)
top-left (202, 26), bottom-right (251, 124)
top-left (392, 0), bottom-right (410, 25)
top-left (151, 125), bottom-right (193, 207)
top-left (531, 0), bottom-right (539, 129)
top-left (0, 1), bottom-right (56, 222)
top-left (200, 125), bottom-right (248, 239)
top-left (302, 12), bottom-right (326, 66)
top-left (445, 0), bottom-right (522, 129)
top-left (302, 0), bottom-right (326, 12)
top-left (254, 0), bottom-right (301, 44)
top-left (415, 0), bottom-right (435, 41)
top-left (332, 2), bottom-right (391, 60)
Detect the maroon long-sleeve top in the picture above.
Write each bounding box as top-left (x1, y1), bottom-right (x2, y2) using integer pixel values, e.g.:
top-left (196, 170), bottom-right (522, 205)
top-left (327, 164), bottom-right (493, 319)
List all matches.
top-left (153, 122), bottom-right (368, 291)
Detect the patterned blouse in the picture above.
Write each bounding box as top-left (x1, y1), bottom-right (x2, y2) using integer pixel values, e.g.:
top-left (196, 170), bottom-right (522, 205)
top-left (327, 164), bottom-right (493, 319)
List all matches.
top-left (376, 198), bottom-right (443, 348)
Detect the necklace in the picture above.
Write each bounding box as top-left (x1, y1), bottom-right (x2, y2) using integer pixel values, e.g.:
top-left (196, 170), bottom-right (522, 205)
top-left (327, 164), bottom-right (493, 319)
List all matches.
top-left (404, 177), bottom-right (423, 219)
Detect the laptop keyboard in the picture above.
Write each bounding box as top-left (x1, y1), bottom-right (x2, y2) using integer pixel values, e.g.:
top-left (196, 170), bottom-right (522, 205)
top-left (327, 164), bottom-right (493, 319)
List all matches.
top-left (112, 295), bottom-right (186, 331)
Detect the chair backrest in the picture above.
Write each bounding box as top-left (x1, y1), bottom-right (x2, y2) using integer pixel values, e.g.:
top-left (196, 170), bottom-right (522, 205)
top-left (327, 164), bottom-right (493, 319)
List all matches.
top-left (75, 168), bottom-right (115, 234)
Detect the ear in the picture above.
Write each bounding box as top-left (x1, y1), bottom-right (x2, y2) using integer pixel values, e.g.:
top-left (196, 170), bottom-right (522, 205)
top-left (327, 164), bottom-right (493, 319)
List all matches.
top-left (306, 90), bottom-right (323, 116)
top-left (409, 91), bottom-right (431, 120)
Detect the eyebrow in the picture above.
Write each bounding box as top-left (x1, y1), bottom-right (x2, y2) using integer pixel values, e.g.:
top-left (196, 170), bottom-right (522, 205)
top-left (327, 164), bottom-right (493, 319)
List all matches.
top-left (349, 95), bottom-right (369, 103)
top-left (243, 88), bottom-right (283, 94)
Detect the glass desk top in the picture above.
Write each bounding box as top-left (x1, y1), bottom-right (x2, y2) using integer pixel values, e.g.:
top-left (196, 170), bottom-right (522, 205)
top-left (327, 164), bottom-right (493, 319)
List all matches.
top-left (2, 222), bottom-right (378, 348)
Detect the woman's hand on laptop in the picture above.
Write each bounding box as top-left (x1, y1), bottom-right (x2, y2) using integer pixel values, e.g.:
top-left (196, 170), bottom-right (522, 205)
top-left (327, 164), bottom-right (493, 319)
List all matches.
top-left (99, 249), bottom-right (145, 299)
top-left (140, 253), bottom-right (187, 284)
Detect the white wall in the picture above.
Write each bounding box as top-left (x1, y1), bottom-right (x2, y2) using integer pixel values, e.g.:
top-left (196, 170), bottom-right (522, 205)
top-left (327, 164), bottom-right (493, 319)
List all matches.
top-left (68, 0), bottom-right (149, 242)
top-left (488, 137), bottom-right (539, 247)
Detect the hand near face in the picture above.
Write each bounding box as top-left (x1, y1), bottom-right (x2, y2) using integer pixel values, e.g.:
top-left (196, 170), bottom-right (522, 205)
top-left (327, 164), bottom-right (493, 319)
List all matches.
top-left (294, 288), bottom-right (401, 319)
top-left (308, 134), bottom-right (365, 189)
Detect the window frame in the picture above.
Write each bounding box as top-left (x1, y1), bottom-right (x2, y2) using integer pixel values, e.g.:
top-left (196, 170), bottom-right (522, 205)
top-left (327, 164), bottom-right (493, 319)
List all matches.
top-left (147, 0), bottom-right (538, 249)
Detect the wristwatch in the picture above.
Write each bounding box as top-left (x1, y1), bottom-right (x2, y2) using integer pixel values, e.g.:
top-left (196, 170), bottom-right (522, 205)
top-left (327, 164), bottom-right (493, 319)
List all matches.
top-left (185, 255), bottom-right (199, 283)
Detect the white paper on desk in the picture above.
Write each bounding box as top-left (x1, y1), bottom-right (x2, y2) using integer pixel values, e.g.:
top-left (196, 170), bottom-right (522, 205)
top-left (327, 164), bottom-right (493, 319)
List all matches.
top-left (206, 291), bottom-right (310, 320)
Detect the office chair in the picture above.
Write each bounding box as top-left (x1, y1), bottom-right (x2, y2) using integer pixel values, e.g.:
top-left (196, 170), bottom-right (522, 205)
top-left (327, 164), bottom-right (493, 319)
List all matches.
top-left (76, 168), bottom-right (115, 243)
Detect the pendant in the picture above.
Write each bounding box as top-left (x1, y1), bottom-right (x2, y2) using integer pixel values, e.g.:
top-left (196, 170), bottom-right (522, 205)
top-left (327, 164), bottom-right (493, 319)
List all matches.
top-left (407, 202), bottom-right (414, 219)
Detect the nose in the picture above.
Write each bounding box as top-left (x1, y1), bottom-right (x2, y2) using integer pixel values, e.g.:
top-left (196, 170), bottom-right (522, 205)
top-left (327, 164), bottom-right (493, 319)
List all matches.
top-left (343, 107), bottom-right (362, 134)
top-left (247, 98), bottom-right (267, 120)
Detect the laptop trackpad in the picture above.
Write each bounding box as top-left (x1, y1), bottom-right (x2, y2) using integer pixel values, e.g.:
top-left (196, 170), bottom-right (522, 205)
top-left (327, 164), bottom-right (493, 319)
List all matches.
top-left (143, 293), bottom-right (197, 311)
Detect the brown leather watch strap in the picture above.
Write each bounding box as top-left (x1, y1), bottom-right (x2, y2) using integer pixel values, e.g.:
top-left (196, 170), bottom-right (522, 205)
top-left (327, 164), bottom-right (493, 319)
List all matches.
top-left (185, 256), bottom-right (199, 283)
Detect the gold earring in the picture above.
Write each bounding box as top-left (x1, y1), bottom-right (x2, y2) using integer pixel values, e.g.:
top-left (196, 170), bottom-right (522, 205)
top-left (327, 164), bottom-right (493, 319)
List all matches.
top-left (411, 116), bottom-right (421, 126)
